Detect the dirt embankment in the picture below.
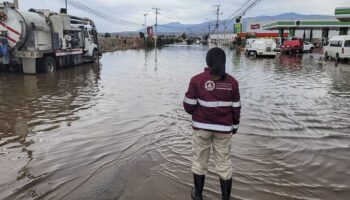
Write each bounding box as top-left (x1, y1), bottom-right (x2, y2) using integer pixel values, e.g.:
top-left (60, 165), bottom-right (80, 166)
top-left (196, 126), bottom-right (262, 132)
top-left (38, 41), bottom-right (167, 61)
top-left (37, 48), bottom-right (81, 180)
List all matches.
top-left (98, 37), bottom-right (143, 52)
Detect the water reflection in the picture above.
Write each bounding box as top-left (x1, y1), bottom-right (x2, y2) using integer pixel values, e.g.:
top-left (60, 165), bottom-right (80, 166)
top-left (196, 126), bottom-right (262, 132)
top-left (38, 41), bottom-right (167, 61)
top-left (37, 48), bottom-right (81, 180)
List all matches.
top-left (0, 63), bottom-right (101, 135)
top-left (0, 48), bottom-right (350, 200)
top-left (0, 64), bottom-right (101, 198)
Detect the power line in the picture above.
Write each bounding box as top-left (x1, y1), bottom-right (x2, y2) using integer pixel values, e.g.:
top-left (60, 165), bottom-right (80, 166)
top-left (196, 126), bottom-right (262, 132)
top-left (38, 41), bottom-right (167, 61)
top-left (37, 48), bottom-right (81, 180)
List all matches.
top-left (225, 0), bottom-right (262, 20)
top-left (59, 0), bottom-right (143, 27)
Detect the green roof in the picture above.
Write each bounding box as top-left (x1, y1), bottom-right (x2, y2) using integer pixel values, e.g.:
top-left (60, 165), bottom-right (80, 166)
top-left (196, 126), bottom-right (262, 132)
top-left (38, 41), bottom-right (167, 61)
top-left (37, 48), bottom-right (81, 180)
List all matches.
top-left (335, 7), bottom-right (350, 22)
top-left (335, 8), bottom-right (350, 15)
top-left (263, 20), bottom-right (350, 30)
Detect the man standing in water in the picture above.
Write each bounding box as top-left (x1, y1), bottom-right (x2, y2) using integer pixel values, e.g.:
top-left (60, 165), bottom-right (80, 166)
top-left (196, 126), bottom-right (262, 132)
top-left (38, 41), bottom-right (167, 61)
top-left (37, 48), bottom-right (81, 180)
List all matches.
top-left (183, 47), bottom-right (241, 200)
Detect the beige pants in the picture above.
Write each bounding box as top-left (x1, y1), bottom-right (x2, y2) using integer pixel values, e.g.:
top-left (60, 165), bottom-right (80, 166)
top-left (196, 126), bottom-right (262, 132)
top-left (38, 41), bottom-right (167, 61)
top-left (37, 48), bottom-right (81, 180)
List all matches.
top-left (192, 129), bottom-right (233, 180)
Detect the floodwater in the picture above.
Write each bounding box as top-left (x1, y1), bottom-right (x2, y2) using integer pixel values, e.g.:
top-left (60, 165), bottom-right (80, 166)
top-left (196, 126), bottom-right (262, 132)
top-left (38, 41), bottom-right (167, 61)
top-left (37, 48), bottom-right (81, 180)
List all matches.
top-left (0, 45), bottom-right (350, 200)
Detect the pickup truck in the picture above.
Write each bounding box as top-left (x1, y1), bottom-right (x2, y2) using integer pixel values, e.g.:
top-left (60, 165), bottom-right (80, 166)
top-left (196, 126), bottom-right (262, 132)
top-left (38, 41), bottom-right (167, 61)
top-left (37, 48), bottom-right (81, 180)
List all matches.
top-left (303, 42), bottom-right (315, 53)
top-left (280, 39), bottom-right (304, 54)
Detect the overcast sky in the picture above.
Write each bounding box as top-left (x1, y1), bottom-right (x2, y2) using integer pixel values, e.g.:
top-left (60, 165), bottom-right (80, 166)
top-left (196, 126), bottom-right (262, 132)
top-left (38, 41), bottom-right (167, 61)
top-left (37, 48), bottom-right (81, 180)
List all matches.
top-left (17, 0), bottom-right (350, 32)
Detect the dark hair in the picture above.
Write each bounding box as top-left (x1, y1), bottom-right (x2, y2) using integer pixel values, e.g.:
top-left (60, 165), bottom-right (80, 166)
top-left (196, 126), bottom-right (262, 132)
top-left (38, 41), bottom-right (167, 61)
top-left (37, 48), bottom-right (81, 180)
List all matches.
top-left (206, 47), bottom-right (226, 78)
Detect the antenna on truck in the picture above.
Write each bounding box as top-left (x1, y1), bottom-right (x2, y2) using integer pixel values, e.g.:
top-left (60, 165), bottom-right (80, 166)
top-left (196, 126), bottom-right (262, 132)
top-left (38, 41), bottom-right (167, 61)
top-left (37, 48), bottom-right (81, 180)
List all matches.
top-left (13, 0), bottom-right (18, 9)
top-left (65, 0), bottom-right (67, 13)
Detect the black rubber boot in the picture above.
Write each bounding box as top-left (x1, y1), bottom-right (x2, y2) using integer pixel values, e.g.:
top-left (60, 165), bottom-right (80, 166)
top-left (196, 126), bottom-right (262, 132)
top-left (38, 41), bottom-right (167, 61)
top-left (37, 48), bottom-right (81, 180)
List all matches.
top-left (220, 178), bottom-right (232, 200)
top-left (191, 174), bottom-right (205, 200)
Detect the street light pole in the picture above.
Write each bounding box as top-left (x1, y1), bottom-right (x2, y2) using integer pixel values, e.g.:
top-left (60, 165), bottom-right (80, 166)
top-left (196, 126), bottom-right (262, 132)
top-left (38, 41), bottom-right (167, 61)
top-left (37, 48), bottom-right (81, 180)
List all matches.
top-left (65, 0), bottom-right (67, 13)
top-left (144, 14), bottom-right (148, 49)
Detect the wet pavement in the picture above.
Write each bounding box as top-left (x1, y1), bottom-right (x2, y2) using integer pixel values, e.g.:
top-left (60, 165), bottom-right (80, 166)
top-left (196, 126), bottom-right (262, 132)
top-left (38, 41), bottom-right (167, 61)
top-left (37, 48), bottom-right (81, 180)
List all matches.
top-left (0, 45), bottom-right (350, 200)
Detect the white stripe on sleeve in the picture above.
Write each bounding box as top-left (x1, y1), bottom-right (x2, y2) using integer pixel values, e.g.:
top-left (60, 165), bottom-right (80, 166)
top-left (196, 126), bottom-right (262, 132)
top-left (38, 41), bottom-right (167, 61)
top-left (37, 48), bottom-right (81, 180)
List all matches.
top-left (184, 97), bottom-right (198, 105)
top-left (232, 101), bottom-right (241, 108)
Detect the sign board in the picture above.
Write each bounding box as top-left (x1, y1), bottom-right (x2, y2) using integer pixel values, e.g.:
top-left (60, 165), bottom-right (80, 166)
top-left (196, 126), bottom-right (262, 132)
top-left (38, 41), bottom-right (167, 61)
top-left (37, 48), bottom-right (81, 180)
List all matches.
top-left (233, 23), bottom-right (242, 34)
top-left (147, 26), bottom-right (153, 37)
top-left (250, 24), bottom-right (260, 30)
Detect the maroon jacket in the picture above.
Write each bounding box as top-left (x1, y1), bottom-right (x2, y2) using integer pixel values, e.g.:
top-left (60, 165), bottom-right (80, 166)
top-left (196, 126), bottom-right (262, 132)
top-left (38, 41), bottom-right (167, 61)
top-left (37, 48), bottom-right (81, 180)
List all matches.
top-left (183, 67), bottom-right (241, 134)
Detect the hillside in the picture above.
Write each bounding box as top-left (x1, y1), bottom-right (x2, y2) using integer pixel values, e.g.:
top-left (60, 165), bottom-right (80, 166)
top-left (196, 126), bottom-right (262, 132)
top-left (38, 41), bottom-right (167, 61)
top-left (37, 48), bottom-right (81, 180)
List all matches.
top-left (107, 12), bottom-right (336, 35)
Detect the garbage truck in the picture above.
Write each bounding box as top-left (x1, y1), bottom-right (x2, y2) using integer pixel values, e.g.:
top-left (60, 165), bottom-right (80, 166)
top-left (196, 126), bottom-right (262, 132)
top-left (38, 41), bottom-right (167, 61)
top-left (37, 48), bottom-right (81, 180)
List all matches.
top-left (0, 2), bottom-right (101, 74)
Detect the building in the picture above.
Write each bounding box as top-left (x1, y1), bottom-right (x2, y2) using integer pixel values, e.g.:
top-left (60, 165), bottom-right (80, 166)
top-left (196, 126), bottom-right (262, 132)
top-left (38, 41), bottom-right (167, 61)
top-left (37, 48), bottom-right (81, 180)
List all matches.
top-left (262, 8), bottom-right (350, 46)
top-left (335, 7), bottom-right (350, 22)
top-left (208, 8), bottom-right (350, 46)
top-left (209, 33), bottom-right (237, 44)
top-left (262, 20), bottom-right (350, 45)
top-left (246, 18), bottom-right (279, 33)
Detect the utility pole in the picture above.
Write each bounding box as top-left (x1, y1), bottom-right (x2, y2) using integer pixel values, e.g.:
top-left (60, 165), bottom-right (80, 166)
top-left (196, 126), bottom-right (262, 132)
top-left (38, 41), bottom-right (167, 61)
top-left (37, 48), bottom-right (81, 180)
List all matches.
top-left (144, 14), bottom-right (148, 49)
top-left (213, 4), bottom-right (222, 44)
top-left (152, 7), bottom-right (160, 47)
top-left (65, 0), bottom-right (67, 13)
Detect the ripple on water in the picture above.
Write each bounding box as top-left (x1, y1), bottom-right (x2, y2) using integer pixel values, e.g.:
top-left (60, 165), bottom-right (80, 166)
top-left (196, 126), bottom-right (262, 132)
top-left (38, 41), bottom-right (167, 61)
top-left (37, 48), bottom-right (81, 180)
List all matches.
top-left (1, 49), bottom-right (350, 199)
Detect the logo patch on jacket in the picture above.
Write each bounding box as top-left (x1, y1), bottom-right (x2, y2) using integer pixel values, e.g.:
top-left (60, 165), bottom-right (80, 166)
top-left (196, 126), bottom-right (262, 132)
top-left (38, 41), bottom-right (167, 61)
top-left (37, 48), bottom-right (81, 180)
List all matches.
top-left (216, 83), bottom-right (233, 91)
top-left (204, 80), bottom-right (215, 91)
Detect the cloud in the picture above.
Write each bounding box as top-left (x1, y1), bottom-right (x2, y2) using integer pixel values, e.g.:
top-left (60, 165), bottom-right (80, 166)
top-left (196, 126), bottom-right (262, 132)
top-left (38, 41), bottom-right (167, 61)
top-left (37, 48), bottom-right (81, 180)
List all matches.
top-left (16, 0), bottom-right (348, 32)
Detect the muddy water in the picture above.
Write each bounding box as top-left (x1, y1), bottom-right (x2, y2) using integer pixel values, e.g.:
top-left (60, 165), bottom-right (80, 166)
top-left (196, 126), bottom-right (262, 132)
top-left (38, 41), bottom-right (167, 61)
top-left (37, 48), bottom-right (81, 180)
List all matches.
top-left (0, 46), bottom-right (350, 200)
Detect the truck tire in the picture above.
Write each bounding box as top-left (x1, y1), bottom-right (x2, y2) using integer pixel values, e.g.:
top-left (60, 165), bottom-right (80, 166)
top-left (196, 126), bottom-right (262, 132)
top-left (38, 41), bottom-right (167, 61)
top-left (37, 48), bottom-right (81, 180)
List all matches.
top-left (309, 47), bottom-right (314, 53)
top-left (335, 53), bottom-right (340, 63)
top-left (92, 50), bottom-right (99, 63)
top-left (0, 65), bottom-right (9, 71)
top-left (244, 50), bottom-right (248, 56)
top-left (253, 51), bottom-right (257, 59)
top-left (43, 56), bottom-right (56, 73)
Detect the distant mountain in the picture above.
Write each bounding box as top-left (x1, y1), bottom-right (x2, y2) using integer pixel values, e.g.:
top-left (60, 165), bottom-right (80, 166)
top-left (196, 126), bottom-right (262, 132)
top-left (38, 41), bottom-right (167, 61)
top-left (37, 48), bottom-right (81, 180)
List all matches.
top-left (254, 12), bottom-right (335, 21)
top-left (241, 12), bottom-right (335, 32)
top-left (113, 12), bottom-right (336, 35)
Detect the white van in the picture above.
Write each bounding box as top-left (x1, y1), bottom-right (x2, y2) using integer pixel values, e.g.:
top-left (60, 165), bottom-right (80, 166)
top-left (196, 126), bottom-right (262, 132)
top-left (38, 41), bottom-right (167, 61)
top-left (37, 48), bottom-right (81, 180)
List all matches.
top-left (245, 38), bottom-right (280, 58)
top-left (324, 35), bottom-right (350, 61)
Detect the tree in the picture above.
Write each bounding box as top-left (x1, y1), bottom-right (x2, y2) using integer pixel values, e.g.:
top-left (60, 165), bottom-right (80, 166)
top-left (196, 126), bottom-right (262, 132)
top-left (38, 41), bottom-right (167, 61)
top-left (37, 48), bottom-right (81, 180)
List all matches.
top-left (104, 33), bottom-right (111, 38)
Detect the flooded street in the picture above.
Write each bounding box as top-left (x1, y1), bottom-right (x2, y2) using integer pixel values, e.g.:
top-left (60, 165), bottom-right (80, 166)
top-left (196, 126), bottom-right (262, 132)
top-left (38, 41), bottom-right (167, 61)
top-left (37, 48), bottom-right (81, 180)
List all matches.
top-left (1, 45), bottom-right (350, 200)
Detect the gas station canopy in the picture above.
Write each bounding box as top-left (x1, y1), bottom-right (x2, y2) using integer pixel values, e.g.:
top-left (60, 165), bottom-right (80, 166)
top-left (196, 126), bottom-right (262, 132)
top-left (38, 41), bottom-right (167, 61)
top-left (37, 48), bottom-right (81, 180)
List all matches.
top-left (335, 7), bottom-right (350, 22)
top-left (262, 20), bottom-right (350, 30)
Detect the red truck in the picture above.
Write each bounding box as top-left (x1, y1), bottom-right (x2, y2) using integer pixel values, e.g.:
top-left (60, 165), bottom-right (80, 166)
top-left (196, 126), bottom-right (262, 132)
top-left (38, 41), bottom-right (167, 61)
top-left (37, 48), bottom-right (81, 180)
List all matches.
top-left (280, 38), bottom-right (304, 55)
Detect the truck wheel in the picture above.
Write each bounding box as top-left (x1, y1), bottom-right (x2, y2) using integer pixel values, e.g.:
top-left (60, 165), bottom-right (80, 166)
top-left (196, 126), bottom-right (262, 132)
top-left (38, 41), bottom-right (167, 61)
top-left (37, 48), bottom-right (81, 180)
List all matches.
top-left (0, 65), bottom-right (9, 71)
top-left (309, 47), bottom-right (314, 53)
top-left (253, 51), bottom-right (257, 59)
top-left (92, 50), bottom-right (99, 63)
top-left (244, 50), bottom-right (248, 56)
top-left (43, 56), bottom-right (56, 73)
top-left (335, 53), bottom-right (340, 63)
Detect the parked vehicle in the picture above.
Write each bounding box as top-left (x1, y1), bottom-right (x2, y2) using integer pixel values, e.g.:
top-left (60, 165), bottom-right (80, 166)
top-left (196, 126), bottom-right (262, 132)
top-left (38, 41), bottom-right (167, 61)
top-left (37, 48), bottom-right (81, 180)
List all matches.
top-left (245, 38), bottom-right (256, 48)
top-left (0, 2), bottom-right (101, 74)
top-left (303, 41), bottom-right (315, 53)
top-left (280, 38), bottom-right (304, 54)
top-left (245, 38), bottom-right (280, 58)
top-left (324, 35), bottom-right (350, 62)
